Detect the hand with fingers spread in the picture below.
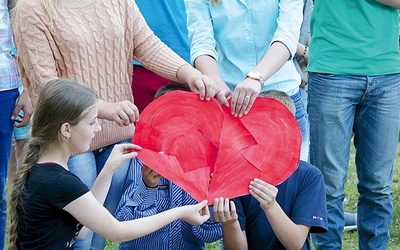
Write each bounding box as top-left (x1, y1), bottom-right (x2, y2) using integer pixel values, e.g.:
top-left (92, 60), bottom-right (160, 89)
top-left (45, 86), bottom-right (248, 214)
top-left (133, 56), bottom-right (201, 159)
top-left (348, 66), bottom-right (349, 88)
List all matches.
top-left (98, 100), bottom-right (139, 126)
top-left (142, 164), bottom-right (161, 188)
top-left (230, 78), bottom-right (261, 117)
top-left (249, 178), bottom-right (278, 211)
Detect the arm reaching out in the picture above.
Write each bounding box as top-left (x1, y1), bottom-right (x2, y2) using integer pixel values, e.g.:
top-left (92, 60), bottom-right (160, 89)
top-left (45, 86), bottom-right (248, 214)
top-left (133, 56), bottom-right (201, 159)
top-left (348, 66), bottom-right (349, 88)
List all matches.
top-left (64, 194), bottom-right (210, 242)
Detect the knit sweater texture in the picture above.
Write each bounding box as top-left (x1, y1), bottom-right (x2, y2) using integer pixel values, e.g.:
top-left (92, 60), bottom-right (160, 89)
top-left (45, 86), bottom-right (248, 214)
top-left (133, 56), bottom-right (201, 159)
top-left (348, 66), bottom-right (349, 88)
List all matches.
top-left (13, 0), bottom-right (187, 151)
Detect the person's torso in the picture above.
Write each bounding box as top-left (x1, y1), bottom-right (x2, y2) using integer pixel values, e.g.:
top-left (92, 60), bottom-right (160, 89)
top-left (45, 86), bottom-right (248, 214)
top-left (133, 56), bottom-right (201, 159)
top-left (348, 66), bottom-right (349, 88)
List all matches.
top-left (207, 0), bottom-right (302, 94)
top-left (308, 0), bottom-right (400, 75)
top-left (17, 164), bottom-right (87, 249)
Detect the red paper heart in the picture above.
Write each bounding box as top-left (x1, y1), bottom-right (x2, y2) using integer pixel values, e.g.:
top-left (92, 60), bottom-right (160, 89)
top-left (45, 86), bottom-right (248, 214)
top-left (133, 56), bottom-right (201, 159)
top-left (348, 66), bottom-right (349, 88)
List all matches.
top-left (133, 91), bottom-right (301, 204)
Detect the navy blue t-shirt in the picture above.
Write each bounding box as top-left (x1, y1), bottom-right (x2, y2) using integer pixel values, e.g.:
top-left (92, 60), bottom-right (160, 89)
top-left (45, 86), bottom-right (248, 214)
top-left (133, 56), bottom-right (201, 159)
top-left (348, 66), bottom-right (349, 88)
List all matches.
top-left (17, 163), bottom-right (89, 249)
top-left (235, 161), bottom-right (328, 250)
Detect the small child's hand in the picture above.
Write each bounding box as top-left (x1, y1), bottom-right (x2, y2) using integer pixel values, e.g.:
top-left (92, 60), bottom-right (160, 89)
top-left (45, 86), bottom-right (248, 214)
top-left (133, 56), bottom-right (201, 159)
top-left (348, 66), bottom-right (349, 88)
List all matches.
top-left (142, 164), bottom-right (161, 188)
top-left (180, 200), bottom-right (210, 225)
top-left (213, 197), bottom-right (238, 225)
top-left (103, 143), bottom-right (141, 174)
top-left (249, 178), bottom-right (278, 211)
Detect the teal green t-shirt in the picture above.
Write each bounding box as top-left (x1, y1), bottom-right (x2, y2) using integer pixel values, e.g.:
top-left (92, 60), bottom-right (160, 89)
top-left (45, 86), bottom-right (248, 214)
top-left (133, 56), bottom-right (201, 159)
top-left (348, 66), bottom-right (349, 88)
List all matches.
top-left (308, 0), bottom-right (400, 76)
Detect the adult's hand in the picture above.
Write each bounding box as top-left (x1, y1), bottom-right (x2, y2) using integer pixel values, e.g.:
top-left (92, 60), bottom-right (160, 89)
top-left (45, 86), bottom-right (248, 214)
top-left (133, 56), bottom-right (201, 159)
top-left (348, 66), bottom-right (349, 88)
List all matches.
top-left (12, 90), bottom-right (33, 127)
top-left (231, 78), bottom-right (261, 117)
top-left (98, 100), bottom-right (139, 126)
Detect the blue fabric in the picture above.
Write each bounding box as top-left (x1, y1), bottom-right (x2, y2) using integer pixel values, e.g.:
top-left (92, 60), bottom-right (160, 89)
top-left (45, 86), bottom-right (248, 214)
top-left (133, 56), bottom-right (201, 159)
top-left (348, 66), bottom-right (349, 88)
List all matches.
top-left (115, 159), bottom-right (223, 250)
top-left (132, 0), bottom-right (189, 66)
top-left (0, 88), bottom-right (18, 249)
top-left (185, 0), bottom-right (303, 96)
top-left (308, 73), bottom-right (400, 250)
top-left (0, 2), bottom-right (19, 91)
top-left (68, 140), bottom-right (132, 250)
top-left (291, 91), bottom-right (309, 162)
top-left (234, 161), bottom-right (328, 250)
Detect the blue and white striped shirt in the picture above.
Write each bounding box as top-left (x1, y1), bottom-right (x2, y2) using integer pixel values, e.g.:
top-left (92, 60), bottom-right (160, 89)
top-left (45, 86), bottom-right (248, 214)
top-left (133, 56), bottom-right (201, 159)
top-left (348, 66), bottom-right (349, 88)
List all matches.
top-left (0, 0), bottom-right (19, 91)
top-left (115, 159), bottom-right (222, 250)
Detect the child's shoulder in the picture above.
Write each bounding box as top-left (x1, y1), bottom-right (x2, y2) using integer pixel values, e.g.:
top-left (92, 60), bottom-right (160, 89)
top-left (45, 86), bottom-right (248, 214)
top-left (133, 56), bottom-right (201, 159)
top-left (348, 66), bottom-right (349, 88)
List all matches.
top-left (293, 160), bottom-right (324, 180)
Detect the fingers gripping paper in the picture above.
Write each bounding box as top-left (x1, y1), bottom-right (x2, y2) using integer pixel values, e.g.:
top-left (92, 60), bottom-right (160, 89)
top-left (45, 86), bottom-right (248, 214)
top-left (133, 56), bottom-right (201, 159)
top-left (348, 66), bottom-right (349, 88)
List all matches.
top-left (133, 91), bottom-right (301, 204)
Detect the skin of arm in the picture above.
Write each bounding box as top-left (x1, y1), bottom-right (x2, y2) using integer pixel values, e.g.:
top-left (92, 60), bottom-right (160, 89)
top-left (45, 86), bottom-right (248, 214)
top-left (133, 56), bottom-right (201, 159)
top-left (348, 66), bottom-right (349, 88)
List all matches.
top-left (249, 179), bottom-right (310, 250)
top-left (213, 198), bottom-right (247, 250)
top-left (64, 193), bottom-right (210, 242)
top-left (78, 143), bottom-right (140, 238)
top-left (374, 0), bottom-right (400, 8)
top-left (90, 144), bottom-right (141, 204)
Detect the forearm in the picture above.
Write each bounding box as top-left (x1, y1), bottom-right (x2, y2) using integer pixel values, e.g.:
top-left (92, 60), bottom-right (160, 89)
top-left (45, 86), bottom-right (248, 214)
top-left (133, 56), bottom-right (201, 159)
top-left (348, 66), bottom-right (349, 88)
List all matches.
top-left (221, 222), bottom-right (247, 250)
top-left (109, 207), bottom-right (186, 242)
top-left (176, 64), bottom-right (202, 83)
top-left (90, 169), bottom-right (113, 205)
top-left (374, 0), bottom-right (400, 8)
top-left (252, 41), bottom-right (291, 83)
top-left (264, 203), bottom-right (309, 250)
top-left (295, 43), bottom-right (308, 58)
top-left (194, 55), bottom-right (225, 87)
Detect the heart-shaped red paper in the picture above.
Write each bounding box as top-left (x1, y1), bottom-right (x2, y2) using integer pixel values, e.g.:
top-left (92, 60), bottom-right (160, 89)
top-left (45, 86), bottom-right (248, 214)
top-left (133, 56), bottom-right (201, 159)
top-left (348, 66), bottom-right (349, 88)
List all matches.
top-left (133, 91), bottom-right (301, 204)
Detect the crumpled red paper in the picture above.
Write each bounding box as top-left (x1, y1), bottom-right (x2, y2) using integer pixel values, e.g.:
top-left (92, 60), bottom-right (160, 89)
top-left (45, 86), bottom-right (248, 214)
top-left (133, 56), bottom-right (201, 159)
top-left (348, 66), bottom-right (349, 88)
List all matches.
top-left (133, 91), bottom-right (301, 204)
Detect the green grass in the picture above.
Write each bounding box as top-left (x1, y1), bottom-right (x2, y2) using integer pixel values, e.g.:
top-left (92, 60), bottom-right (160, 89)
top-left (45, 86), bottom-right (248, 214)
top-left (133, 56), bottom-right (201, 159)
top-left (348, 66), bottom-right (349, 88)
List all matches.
top-left (105, 142), bottom-right (400, 250)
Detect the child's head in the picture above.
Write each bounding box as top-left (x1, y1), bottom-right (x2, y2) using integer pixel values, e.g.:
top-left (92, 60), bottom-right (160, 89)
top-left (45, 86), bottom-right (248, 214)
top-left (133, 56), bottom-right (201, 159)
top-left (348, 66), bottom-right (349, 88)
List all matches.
top-left (259, 90), bottom-right (296, 115)
top-left (32, 78), bottom-right (99, 147)
top-left (154, 82), bottom-right (191, 99)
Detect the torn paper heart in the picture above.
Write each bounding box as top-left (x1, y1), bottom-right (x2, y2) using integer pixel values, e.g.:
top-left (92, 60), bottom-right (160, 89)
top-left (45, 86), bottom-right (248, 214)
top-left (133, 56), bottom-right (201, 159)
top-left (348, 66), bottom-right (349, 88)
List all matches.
top-left (133, 91), bottom-right (301, 204)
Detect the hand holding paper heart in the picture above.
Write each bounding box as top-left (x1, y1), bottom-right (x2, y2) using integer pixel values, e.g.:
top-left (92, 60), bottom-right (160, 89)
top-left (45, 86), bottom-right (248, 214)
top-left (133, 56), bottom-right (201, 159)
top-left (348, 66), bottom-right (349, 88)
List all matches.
top-left (133, 91), bottom-right (301, 204)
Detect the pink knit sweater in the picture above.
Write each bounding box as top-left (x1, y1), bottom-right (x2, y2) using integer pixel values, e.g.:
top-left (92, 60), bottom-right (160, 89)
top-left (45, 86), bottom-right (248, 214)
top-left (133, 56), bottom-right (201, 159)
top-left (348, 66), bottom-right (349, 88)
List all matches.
top-left (13, 0), bottom-right (187, 151)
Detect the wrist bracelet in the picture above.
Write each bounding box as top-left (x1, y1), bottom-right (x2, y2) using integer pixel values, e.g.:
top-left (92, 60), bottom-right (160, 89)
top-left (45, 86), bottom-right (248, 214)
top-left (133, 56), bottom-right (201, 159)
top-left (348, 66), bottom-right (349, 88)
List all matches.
top-left (303, 45), bottom-right (308, 57)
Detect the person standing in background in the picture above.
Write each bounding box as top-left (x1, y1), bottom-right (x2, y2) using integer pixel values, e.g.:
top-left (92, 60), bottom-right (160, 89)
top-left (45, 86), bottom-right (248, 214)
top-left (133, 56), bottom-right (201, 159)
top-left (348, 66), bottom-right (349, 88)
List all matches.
top-left (184, 0), bottom-right (310, 161)
top-left (131, 0), bottom-right (191, 113)
top-left (12, 0), bottom-right (220, 248)
top-left (294, 0), bottom-right (312, 111)
top-left (0, 0), bottom-right (33, 248)
top-left (307, 1), bottom-right (400, 249)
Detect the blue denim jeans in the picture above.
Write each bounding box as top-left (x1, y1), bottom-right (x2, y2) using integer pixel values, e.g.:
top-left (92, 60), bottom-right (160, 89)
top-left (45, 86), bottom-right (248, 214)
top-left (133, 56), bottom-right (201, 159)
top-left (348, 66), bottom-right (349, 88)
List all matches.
top-left (68, 139), bottom-right (132, 250)
top-left (308, 73), bottom-right (400, 250)
top-left (291, 91), bottom-right (310, 162)
top-left (0, 88), bottom-right (18, 249)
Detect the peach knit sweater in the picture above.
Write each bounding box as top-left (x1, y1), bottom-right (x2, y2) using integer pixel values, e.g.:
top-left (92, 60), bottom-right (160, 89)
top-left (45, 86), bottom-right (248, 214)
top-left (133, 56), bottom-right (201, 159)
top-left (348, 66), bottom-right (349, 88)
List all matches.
top-left (13, 0), bottom-right (187, 151)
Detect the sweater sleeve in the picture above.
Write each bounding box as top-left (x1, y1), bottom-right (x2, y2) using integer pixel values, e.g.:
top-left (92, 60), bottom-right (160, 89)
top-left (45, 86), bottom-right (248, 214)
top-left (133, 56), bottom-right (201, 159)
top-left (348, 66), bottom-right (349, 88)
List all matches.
top-left (129, 0), bottom-right (188, 82)
top-left (13, 1), bottom-right (59, 105)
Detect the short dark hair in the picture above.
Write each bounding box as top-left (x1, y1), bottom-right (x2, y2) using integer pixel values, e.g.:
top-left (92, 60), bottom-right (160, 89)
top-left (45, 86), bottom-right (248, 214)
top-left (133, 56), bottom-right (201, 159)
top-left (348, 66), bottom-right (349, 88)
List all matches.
top-left (154, 82), bottom-right (191, 99)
